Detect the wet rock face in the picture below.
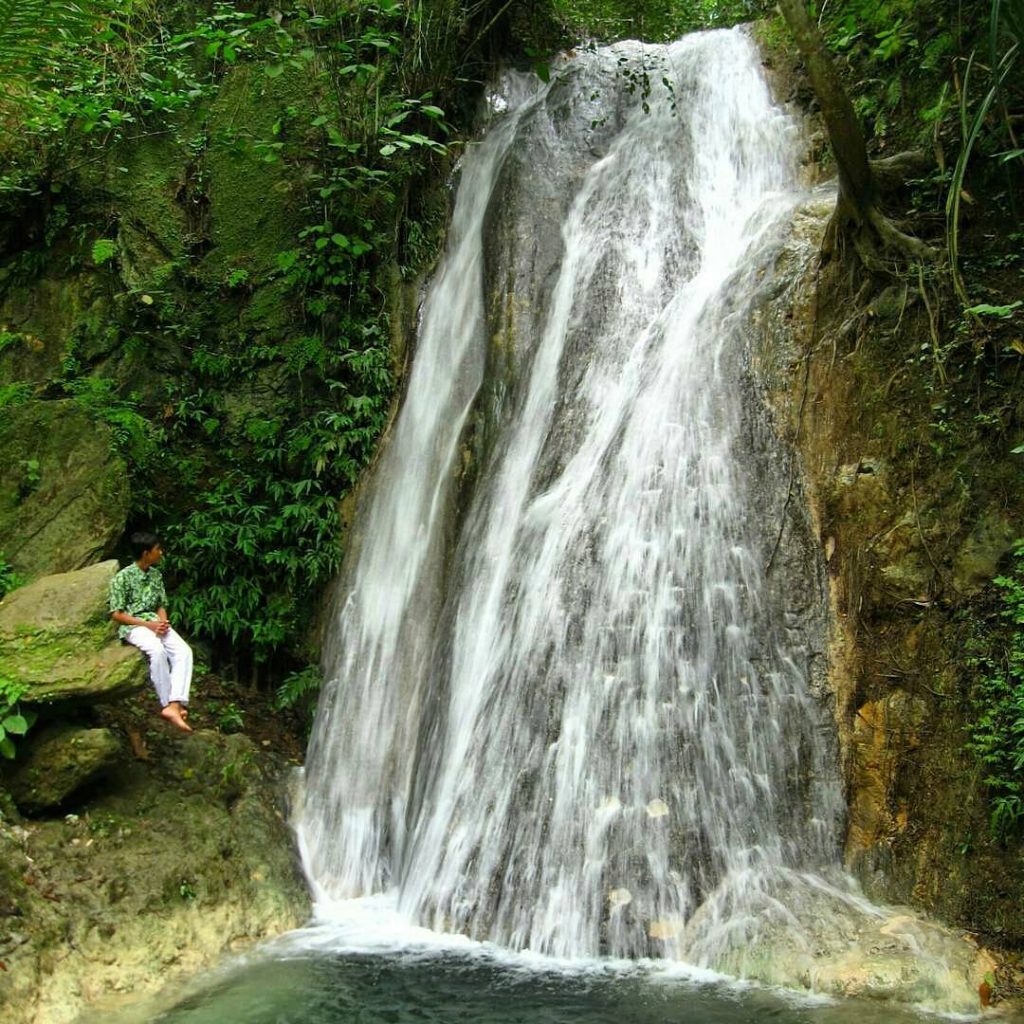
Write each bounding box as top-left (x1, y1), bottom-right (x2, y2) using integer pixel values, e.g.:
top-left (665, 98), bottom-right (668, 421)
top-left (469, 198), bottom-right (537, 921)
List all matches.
top-left (0, 730), bottom-right (309, 1024)
top-left (952, 511), bottom-right (1016, 594)
top-left (7, 724), bottom-right (122, 813)
top-left (845, 690), bottom-right (927, 852)
top-left (0, 560), bottom-right (146, 704)
top-left (0, 400), bottom-right (129, 580)
top-left (755, 174), bottom-right (1024, 952)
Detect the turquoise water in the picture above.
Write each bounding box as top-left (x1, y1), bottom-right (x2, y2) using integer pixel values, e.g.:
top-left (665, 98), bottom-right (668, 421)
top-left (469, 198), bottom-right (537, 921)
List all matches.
top-left (144, 948), bottom-right (946, 1024)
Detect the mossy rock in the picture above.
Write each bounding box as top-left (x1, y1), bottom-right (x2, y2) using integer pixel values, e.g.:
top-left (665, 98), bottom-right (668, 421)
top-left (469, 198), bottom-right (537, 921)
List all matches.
top-left (0, 730), bottom-right (308, 1023)
top-left (0, 400), bottom-right (129, 580)
top-left (100, 129), bottom-right (190, 265)
top-left (0, 561), bottom-right (146, 704)
top-left (0, 273), bottom-right (110, 385)
top-left (953, 511), bottom-right (1017, 594)
top-left (7, 724), bottom-right (122, 814)
top-left (199, 64), bottom-right (310, 284)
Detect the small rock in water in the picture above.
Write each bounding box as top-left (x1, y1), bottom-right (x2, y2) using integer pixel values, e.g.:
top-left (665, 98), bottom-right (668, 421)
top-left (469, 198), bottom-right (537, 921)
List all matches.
top-left (646, 798), bottom-right (669, 818)
top-left (608, 888), bottom-right (632, 907)
top-left (600, 796), bottom-right (622, 814)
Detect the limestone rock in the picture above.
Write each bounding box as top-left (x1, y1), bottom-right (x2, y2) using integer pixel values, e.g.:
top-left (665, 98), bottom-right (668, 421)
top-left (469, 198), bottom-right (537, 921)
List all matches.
top-left (847, 689), bottom-right (927, 852)
top-left (682, 874), bottom-right (989, 1014)
top-left (0, 561), bottom-right (147, 704)
top-left (7, 724), bottom-right (122, 813)
top-left (0, 730), bottom-right (309, 1024)
top-left (0, 399), bottom-right (129, 579)
top-left (953, 512), bottom-right (1017, 593)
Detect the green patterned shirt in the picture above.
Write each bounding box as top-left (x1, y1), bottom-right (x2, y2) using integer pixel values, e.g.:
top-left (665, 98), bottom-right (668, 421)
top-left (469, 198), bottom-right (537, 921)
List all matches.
top-left (108, 563), bottom-right (168, 640)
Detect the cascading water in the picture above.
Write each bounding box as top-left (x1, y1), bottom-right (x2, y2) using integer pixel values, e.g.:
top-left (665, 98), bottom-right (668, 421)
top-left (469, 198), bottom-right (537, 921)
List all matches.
top-left (297, 28), bottom-right (981, 1004)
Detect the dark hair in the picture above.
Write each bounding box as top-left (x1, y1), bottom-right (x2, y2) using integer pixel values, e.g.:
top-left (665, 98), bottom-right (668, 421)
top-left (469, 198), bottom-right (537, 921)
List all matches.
top-left (129, 531), bottom-right (161, 560)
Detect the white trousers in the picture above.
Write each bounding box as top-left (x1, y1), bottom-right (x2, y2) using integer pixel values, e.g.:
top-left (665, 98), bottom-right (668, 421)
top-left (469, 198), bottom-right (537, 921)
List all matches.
top-left (126, 626), bottom-right (193, 707)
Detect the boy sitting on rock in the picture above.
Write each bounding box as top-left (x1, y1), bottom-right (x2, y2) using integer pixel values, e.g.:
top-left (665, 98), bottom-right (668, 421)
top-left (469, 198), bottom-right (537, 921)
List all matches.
top-left (109, 531), bottom-right (193, 733)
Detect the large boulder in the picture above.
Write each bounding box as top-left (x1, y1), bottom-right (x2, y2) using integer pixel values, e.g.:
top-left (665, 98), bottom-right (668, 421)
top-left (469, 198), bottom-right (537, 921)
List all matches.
top-left (0, 730), bottom-right (309, 1024)
top-left (0, 399), bottom-right (129, 580)
top-left (0, 560), bottom-right (147, 704)
top-left (6, 724), bottom-right (122, 813)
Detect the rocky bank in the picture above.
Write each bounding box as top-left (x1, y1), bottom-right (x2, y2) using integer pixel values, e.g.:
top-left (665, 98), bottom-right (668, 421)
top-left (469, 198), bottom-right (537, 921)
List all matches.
top-left (0, 563), bottom-right (309, 1024)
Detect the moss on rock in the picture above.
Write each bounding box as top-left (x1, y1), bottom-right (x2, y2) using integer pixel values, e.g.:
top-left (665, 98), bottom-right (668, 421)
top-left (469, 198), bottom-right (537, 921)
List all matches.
top-left (0, 561), bottom-right (146, 703)
top-left (0, 729), bottom-right (308, 1024)
top-left (0, 401), bottom-right (129, 580)
top-left (7, 725), bottom-right (122, 813)
top-left (199, 65), bottom-right (311, 284)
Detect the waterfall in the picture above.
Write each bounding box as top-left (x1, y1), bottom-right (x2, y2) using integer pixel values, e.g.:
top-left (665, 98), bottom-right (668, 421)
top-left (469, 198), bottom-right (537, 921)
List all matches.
top-left (301, 28), bottom-right (850, 970)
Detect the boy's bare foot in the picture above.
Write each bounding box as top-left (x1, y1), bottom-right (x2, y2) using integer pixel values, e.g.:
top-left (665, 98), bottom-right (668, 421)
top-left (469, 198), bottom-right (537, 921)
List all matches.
top-left (160, 703), bottom-right (193, 733)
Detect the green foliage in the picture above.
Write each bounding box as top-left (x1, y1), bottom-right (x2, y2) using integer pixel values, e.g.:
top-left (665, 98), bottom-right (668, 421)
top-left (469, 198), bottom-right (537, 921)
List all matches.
top-left (549, 0), bottom-right (763, 40)
top-left (16, 457), bottom-right (40, 500)
top-left (0, 0), bottom-right (98, 89)
top-left (275, 664), bottom-right (322, 712)
top-left (0, 676), bottom-right (37, 760)
top-left (821, 0), bottom-right (956, 156)
top-left (0, 381), bottom-right (31, 413)
top-left (965, 541), bottom-right (1024, 840)
top-left (825, 0), bottom-right (927, 64)
top-left (274, 663), bottom-right (322, 732)
top-left (0, 552), bottom-right (22, 599)
top-left (63, 376), bottom-right (159, 469)
top-left (946, 0), bottom-right (1022, 305)
top-left (816, 0), bottom-right (1021, 314)
top-left (91, 238), bottom-right (117, 266)
top-left (965, 300), bottom-right (1022, 318)
top-left (86, 812), bottom-right (118, 837)
top-left (101, 0), bottom-right (454, 668)
top-left (212, 700), bottom-right (245, 733)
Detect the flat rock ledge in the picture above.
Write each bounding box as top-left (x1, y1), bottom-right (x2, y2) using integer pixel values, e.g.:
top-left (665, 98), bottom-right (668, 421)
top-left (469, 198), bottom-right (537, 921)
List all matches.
top-left (0, 561), bottom-right (147, 704)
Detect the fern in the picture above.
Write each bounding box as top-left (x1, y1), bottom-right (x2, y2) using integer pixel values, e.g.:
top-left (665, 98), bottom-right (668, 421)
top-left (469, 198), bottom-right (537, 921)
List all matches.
top-left (0, 0), bottom-right (99, 83)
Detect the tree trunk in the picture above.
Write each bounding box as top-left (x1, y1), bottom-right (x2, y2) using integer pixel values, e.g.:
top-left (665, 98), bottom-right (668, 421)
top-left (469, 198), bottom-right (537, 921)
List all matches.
top-left (776, 0), bottom-right (935, 266)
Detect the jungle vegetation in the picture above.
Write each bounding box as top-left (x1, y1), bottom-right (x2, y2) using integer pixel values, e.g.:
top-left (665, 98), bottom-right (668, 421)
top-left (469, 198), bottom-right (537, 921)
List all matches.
top-left (0, 0), bottom-right (1021, 833)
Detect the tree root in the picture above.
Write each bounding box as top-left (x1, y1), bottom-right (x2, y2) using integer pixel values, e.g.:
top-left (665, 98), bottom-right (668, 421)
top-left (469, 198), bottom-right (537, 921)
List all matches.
top-left (865, 205), bottom-right (938, 261)
top-left (824, 201), bottom-right (938, 274)
top-left (869, 150), bottom-right (934, 192)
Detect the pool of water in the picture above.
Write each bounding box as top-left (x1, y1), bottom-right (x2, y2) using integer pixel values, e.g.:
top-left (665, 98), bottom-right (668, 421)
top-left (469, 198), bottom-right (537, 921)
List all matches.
top-left (141, 948), bottom-right (969, 1024)
top-left (99, 909), bottom-right (975, 1024)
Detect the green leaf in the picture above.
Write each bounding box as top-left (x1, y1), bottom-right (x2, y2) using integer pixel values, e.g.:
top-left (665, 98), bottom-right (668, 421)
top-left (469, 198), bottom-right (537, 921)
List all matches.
top-left (379, 143), bottom-right (397, 156)
top-left (223, 45), bottom-right (238, 63)
top-left (2, 714), bottom-right (28, 735)
top-left (330, 233), bottom-right (349, 248)
top-left (0, 736), bottom-right (14, 759)
top-left (91, 238), bottom-right (117, 266)
top-left (264, 63), bottom-right (285, 78)
top-left (276, 249), bottom-right (299, 272)
top-left (966, 301), bottom-right (1022, 318)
